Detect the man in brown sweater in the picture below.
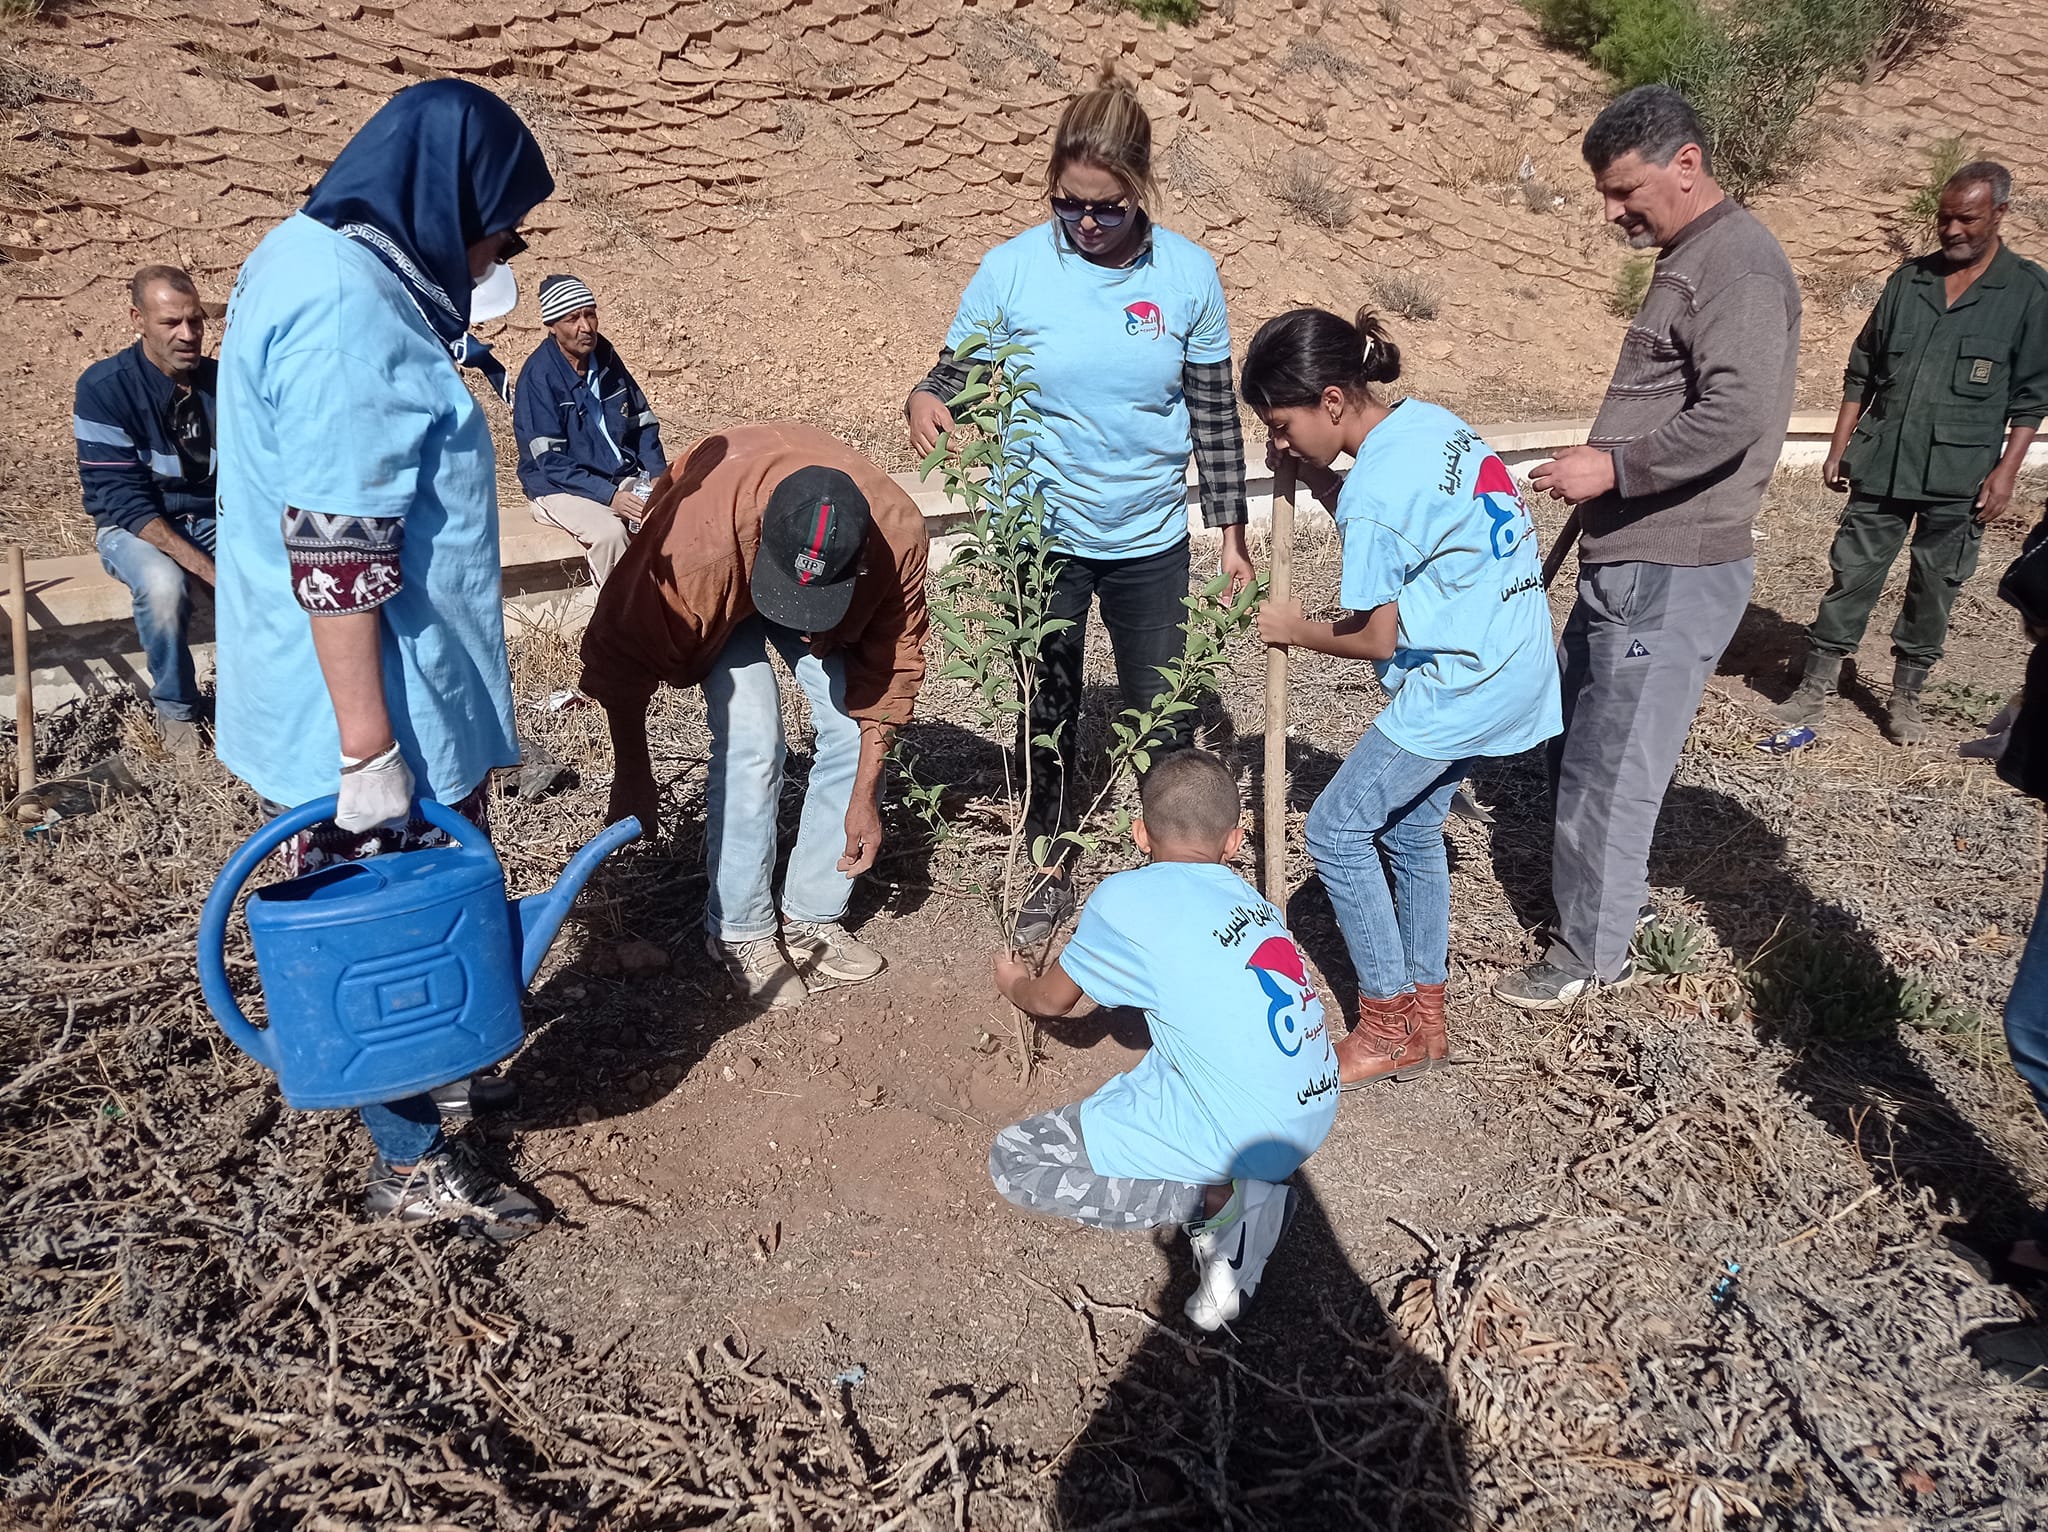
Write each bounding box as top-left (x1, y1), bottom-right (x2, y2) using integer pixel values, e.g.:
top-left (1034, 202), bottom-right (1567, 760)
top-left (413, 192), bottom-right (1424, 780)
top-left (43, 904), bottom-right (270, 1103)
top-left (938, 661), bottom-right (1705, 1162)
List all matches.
top-left (1495, 85), bottom-right (1801, 1010)
top-left (580, 422), bottom-right (930, 1009)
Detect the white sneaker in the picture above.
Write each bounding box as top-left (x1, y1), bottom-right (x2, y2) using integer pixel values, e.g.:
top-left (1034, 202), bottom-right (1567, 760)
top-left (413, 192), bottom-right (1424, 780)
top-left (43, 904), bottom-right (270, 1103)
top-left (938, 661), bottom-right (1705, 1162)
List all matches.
top-left (1183, 1178), bottom-right (1296, 1332)
top-left (781, 919), bottom-right (886, 984)
top-left (704, 933), bottom-right (808, 1010)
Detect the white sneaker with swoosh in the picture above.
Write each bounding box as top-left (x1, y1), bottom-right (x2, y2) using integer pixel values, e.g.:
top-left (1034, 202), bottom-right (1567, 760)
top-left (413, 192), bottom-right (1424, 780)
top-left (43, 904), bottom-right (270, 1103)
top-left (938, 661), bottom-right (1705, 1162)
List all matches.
top-left (1184, 1178), bottom-right (1296, 1332)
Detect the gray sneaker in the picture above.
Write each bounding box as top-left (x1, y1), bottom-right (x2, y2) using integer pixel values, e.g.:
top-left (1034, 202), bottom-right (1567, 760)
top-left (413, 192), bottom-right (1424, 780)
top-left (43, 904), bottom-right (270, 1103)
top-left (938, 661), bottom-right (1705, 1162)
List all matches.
top-left (1493, 958), bottom-right (1640, 1011)
top-left (782, 919), bottom-right (886, 985)
top-left (362, 1141), bottom-right (545, 1243)
top-left (705, 932), bottom-right (808, 1009)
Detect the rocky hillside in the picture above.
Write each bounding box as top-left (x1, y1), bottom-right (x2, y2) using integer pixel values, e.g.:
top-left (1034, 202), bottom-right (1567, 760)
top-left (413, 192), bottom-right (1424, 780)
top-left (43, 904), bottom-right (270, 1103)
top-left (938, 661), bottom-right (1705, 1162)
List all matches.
top-left (2, 0), bottom-right (2043, 554)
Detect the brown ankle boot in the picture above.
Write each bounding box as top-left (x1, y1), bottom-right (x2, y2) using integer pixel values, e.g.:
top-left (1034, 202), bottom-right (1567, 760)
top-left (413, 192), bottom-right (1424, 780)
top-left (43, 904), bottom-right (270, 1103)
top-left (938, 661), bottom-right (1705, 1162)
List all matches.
top-left (1411, 981), bottom-right (1449, 1065)
top-left (1336, 992), bottom-right (1429, 1087)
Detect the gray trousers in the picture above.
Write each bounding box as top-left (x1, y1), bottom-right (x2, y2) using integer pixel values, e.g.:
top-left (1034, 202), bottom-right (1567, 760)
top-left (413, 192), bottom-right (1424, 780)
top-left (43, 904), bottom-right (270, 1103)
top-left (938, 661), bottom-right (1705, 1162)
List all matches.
top-left (1549, 559), bottom-right (1755, 981)
top-left (989, 1104), bottom-right (1209, 1231)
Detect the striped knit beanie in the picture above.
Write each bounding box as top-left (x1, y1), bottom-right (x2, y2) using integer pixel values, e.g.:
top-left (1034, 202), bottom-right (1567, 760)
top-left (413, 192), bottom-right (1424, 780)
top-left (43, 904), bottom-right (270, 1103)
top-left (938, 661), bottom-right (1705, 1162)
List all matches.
top-left (538, 274), bottom-right (597, 324)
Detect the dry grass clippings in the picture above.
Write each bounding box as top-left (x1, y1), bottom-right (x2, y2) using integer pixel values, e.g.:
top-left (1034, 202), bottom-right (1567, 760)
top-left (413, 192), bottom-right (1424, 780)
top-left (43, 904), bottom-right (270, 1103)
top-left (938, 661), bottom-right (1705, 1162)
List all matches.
top-left (8, 474), bottom-right (2048, 1525)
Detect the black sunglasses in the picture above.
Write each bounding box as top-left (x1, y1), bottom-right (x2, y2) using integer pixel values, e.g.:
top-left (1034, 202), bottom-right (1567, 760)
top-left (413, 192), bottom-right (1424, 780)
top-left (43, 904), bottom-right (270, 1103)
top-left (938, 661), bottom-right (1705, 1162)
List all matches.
top-left (499, 231), bottom-right (530, 260)
top-left (1050, 195), bottom-right (1132, 230)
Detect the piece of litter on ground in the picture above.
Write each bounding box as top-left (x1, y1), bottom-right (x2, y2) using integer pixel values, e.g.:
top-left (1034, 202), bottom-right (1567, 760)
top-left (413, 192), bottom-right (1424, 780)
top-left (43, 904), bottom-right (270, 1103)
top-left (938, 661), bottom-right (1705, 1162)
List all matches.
top-left (1756, 727), bottom-right (1816, 755)
top-left (832, 1364), bottom-right (866, 1388)
top-left (1449, 784), bottom-right (1494, 824)
top-left (537, 689), bottom-right (593, 712)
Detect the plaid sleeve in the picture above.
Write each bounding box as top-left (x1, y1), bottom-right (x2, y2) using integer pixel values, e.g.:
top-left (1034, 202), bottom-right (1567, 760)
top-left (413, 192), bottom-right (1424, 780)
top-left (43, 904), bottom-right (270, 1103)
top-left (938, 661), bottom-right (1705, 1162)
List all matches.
top-left (282, 508), bottom-right (405, 614)
top-left (1184, 357), bottom-right (1248, 528)
top-left (910, 349), bottom-right (971, 406)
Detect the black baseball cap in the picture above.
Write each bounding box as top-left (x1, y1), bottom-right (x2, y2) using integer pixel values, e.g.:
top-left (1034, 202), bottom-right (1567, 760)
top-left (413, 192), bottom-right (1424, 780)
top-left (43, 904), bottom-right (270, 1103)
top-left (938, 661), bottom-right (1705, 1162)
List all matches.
top-left (751, 466), bottom-right (871, 632)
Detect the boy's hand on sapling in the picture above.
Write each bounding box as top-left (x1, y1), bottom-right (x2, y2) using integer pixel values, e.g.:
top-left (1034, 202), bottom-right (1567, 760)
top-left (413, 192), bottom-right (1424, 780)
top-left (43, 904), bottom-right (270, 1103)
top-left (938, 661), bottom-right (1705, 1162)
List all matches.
top-left (992, 951), bottom-right (1034, 1006)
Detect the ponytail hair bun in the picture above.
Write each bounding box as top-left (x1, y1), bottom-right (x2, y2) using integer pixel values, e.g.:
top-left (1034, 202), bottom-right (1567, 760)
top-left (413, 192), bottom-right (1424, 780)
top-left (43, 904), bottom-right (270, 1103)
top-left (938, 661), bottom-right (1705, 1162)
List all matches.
top-left (1353, 307), bottom-right (1403, 386)
top-left (1240, 304), bottom-right (1402, 411)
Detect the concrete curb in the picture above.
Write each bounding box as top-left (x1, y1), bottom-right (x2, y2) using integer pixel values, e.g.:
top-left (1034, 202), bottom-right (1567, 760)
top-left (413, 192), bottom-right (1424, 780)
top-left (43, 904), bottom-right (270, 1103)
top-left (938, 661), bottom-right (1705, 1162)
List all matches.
top-left (7, 410), bottom-right (2038, 713)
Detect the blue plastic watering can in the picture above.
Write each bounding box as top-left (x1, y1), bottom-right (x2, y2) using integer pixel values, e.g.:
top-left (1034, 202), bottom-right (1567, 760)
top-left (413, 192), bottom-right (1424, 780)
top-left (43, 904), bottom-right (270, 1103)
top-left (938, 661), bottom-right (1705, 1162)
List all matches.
top-left (198, 797), bottom-right (641, 1110)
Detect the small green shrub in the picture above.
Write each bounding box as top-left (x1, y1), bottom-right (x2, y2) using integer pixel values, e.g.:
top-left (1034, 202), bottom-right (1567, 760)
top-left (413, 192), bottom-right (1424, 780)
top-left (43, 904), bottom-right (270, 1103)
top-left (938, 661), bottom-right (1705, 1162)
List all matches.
top-left (1526, 0), bottom-right (1952, 197)
top-left (1904, 135), bottom-right (1973, 243)
top-left (1742, 929), bottom-right (1975, 1044)
top-left (1926, 678), bottom-right (2009, 728)
top-left (1114, 0), bottom-right (1201, 23)
top-left (1634, 913), bottom-right (1706, 976)
top-left (1609, 254), bottom-right (1654, 317)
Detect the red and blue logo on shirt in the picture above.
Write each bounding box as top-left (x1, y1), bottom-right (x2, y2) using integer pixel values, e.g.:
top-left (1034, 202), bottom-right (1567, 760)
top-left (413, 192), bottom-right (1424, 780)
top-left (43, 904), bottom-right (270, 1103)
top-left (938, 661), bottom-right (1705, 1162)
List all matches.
top-left (1123, 300), bottom-right (1166, 340)
top-left (1246, 935), bottom-right (1322, 1058)
top-left (1474, 454), bottom-right (1530, 560)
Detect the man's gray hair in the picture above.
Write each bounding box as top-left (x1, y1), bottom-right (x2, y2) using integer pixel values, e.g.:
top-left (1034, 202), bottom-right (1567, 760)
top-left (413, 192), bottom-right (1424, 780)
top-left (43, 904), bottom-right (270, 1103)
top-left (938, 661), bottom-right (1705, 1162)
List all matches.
top-left (1582, 84), bottom-right (1713, 178)
top-left (1946, 160), bottom-right (2012, 207)
top-left (130, 263), bottom-right (199, 309)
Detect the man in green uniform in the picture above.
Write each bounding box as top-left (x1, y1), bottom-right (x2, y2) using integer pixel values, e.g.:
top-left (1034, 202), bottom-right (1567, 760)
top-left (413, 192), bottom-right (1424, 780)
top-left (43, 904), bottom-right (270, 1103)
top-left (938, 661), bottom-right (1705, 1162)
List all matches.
top-left (1779, 160), bottom-right (2048, 742)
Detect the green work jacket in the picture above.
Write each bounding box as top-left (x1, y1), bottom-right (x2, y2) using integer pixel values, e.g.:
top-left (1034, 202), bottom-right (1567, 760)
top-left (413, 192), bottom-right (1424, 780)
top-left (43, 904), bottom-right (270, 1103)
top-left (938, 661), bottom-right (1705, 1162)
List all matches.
top-left (1839, 242), bottom-right (2048, 502)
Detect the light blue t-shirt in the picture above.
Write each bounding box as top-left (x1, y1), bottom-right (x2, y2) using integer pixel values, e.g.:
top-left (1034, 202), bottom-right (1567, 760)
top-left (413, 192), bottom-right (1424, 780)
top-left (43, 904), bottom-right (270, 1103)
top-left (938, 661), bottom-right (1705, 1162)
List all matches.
top-left (214, 214), bottom-right (518, 807)
top-left (1060, 861), bottom-right (1339, 1186)
top-left (1337, 399), bottom-right (1562, 762)
top-left (943, 221), bottom-right (1232, 559)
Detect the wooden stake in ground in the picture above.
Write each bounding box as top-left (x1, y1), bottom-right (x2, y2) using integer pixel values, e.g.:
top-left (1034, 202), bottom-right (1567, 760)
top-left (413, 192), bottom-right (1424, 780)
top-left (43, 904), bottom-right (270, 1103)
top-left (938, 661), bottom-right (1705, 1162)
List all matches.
top-left (1263, 461), bottom-right (1296, 907)
top-left (7, 546), bottom-right (30, 796)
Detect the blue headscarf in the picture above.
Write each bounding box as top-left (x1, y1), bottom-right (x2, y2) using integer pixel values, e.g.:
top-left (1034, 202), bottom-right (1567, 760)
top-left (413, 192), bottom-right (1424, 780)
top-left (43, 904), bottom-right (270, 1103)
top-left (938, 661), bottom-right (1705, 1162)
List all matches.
top-left (303, 80), bottom-right (554, 402)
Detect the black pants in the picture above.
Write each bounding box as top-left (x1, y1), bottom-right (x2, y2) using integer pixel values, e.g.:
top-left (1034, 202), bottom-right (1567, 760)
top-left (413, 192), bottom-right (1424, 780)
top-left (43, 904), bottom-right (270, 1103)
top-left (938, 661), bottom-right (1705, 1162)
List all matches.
top-left (1024, 539), bottom-right (1194, 858)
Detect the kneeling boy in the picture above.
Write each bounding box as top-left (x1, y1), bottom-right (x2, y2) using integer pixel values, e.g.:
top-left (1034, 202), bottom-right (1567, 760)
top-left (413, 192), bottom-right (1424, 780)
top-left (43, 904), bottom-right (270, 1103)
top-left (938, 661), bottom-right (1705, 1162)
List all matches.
top-left (988, 751), bottom-right (1340, 1331)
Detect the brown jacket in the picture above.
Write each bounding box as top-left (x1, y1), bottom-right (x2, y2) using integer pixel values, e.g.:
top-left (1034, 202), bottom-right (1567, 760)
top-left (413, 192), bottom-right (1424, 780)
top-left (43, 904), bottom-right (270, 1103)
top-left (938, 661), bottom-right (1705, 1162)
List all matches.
top-left (578, 422), bottom-right (930, 726)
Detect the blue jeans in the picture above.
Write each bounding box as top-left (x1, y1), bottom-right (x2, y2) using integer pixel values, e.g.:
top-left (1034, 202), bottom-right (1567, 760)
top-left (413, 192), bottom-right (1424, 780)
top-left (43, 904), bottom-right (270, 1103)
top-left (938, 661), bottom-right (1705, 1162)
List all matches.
top-left (360, 1095), bottom-right (442, 1166)
top-left (702, 617), bottom-right (862, 940)
top-left (95, 516), bottom-right (216, 722)
top-left (1305, 725), bottom-right (1471, 1001)
top-left (2005, 868), bottom-right (2048, 1244)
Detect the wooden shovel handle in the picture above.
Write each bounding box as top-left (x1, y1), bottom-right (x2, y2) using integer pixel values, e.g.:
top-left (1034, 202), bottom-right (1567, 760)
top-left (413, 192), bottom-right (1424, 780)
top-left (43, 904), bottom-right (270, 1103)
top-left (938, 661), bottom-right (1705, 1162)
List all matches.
top-left (1262, 462), bottom-right (1296, 907)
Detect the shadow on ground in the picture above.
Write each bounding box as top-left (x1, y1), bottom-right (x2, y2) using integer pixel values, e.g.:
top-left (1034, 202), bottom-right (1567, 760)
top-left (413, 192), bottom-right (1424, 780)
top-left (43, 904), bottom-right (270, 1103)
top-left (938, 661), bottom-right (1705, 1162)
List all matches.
top-left (1479, 745), bottom-right (2040, 1250)
top-left (1049, 1181), bottom-right (1471, 1528)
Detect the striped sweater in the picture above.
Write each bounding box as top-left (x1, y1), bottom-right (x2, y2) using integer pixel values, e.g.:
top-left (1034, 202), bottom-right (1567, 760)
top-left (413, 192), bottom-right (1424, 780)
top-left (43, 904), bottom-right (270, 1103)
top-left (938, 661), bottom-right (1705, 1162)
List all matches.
top-left (73, 342), bottom-right (218, 536)
top-left (1580, 198), bottom-right (1801, 568)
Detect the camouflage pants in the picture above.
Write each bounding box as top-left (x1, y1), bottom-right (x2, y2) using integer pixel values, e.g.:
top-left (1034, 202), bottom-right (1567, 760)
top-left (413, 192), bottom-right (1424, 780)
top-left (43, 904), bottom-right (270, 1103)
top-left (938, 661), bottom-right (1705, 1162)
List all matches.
top-left (988, 1103), bottom-right (1208, 1231)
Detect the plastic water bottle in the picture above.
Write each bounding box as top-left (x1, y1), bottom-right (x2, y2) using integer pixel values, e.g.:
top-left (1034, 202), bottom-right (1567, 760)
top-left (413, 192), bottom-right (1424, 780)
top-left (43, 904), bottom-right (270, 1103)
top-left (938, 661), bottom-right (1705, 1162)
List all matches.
top-left (624, 474), bottom-right (655, 534)
top-left (1755, 726), bottom-right (1815, 755)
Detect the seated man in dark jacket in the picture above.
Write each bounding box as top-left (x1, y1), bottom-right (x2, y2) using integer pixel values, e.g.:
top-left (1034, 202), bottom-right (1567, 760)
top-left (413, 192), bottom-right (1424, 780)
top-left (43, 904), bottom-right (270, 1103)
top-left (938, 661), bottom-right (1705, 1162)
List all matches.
top-left (513, 274), bottom-right (667, 589)
top-left (73, 264), bottom-right (218, 753)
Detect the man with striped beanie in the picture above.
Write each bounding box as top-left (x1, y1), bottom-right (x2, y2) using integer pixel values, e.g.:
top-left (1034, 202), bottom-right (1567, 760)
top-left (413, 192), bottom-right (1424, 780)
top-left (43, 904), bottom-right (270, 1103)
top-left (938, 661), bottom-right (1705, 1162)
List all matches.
top-left (512, 273), bottom-right (668, 587)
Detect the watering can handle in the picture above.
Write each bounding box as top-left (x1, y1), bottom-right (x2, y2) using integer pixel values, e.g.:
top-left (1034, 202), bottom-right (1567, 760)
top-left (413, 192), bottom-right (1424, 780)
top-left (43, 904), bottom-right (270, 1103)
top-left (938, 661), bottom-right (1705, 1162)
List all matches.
top-left (197, 795), bottom-right (344, 1067)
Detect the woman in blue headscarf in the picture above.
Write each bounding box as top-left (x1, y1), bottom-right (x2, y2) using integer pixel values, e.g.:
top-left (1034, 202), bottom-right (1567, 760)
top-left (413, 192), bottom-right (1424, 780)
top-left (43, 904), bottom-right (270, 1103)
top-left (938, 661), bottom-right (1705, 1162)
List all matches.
top-left (215, 80), bottom-right (554, 1240)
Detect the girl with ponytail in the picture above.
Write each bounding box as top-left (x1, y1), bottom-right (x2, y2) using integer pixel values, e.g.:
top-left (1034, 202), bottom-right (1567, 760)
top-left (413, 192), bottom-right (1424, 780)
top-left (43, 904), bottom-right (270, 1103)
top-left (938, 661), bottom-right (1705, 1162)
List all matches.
top-left (904, 64), bottom-right (1252, 946)
top-left (1240, 306), bottom-right (1561, 1086)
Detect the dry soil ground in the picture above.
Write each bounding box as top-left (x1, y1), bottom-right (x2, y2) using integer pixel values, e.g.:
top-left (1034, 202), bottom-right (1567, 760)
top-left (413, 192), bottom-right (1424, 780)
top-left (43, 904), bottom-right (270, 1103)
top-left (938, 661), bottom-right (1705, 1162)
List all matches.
top-left (7, 473), bottom-right (2048, 1527)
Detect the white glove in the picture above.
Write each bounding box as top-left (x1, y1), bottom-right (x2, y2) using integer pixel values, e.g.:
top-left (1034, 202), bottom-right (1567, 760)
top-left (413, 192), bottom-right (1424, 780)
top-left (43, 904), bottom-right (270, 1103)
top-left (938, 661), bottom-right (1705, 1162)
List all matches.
top-left (336, 742), bottom-right (415, 833)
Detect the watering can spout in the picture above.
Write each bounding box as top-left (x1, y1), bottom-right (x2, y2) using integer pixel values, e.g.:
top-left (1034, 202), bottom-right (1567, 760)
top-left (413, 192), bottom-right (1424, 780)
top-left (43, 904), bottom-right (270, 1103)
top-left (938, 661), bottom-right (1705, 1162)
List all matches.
top-left (512, 816), bottom-right (643, 986)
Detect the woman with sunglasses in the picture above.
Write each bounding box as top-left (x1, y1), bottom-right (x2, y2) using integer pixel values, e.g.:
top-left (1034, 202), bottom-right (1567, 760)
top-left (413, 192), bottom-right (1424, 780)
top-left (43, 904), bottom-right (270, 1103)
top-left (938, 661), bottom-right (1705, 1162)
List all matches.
top-left (905, 65), bottom-right (1251, 945)
top-left (214, 80), bottom-right (554, 1240)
